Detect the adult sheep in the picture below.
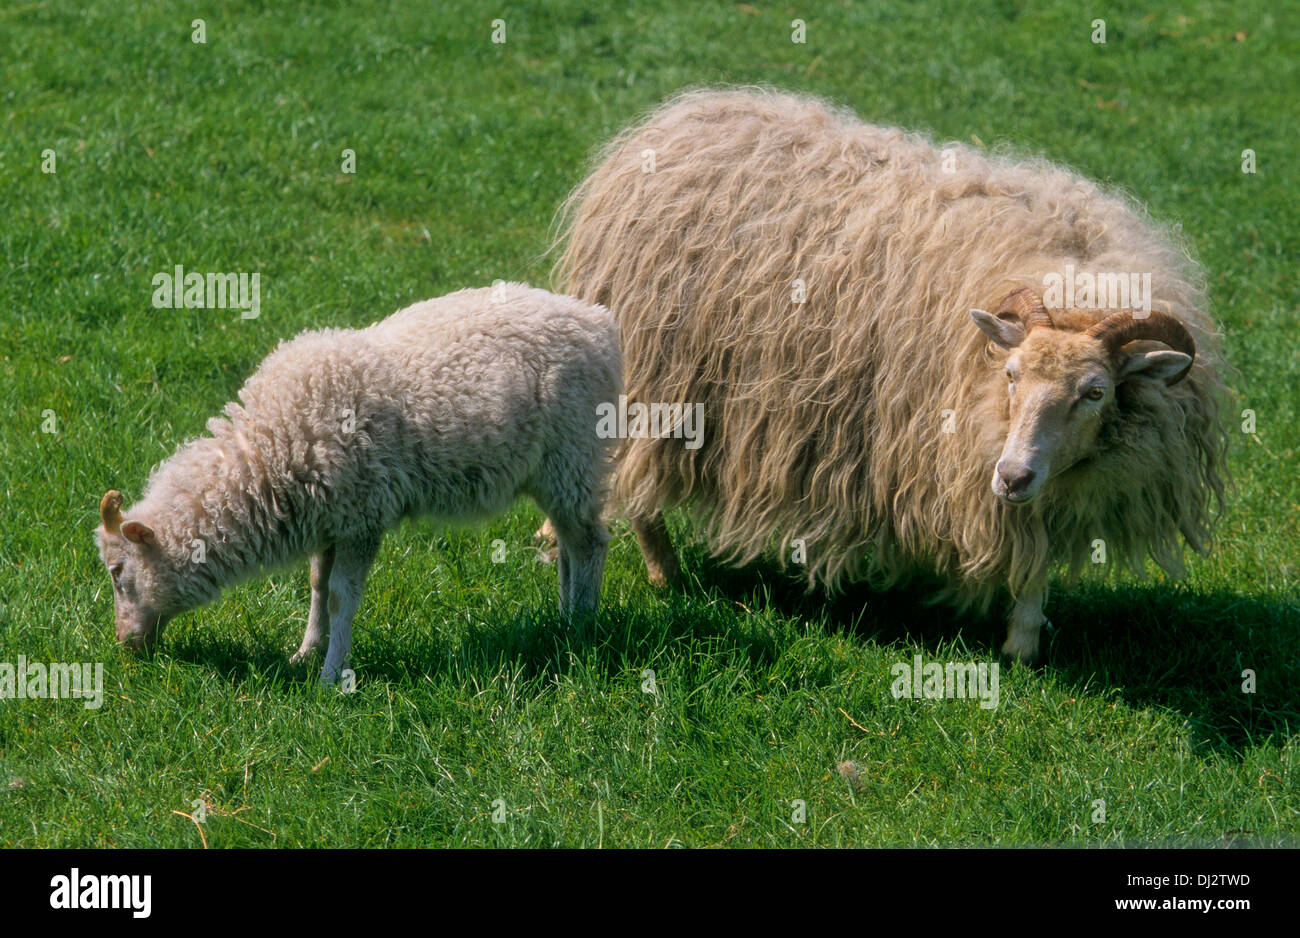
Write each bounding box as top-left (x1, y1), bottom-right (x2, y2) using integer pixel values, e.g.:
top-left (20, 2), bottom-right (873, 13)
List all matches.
top-left (553, 88), bottom-right (1229, 662)
top-left (96, 284), bottom-right (619, 683)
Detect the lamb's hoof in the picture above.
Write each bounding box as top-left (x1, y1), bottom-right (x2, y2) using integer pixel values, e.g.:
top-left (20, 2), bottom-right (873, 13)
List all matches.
top-left (646, 567), bottom-right (670, 589)
top-left (289, 648), bottom-right (317, 666)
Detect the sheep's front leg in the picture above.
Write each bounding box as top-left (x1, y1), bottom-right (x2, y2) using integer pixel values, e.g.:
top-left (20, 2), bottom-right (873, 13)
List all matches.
top-left (320, 537), bottom-right (381, 685)
top-left (1001, 581), bottom-right (1049, 664)
top-left (291, 546), bottom-right (335, 664)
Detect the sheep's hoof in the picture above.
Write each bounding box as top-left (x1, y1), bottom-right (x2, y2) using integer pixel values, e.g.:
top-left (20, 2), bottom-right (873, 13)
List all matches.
top-left (640, 549), bottom-right (679, 588)
top-left (289, 648), bottom-right (317, 666)
top-left (1000, 616), bottom-right (1052, 665)
top-left (999, 627), bottom-right (1043, 665)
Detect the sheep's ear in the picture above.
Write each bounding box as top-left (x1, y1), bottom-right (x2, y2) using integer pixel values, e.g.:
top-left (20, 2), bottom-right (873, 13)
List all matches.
top-left (121, 521), bottom-right (158, 546)
top-left (1118, 349), bottom-right (1193, 385)
top-left (970, 308), bottom-right (1026, 349)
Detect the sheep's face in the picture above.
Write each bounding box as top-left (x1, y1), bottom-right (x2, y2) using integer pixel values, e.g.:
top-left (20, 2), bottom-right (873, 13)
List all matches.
top-left (96, 492), bottom-right (176, 650)
top-left (994, 330), bottom-right (1115, 503)
top-left (972, 298), bottom-right (1194, 504)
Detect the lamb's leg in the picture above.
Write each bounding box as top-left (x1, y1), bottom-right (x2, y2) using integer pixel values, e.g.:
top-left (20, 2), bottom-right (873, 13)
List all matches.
top-left (631, 513), bottom-right (679, 588)
top-left (1001, 581), bottom-right (1050, 664)
top-left (557, 536), bottom-right (571, 617)
top-left (533, 518), bottom-right (558, 564)
top-left (319, 537), bottom-right (381, 685)
top-left (551, 512), bottom-right (610, 620)
top-left (291, 546), bottom-right (335, 664)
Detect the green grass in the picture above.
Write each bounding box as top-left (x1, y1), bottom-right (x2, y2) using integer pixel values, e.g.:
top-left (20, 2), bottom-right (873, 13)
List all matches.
top-left (1, 0), bottom-right (1296, 846)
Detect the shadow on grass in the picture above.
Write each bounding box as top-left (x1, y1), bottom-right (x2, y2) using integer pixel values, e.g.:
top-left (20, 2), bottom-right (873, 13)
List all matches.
top-left (163, 536), bottom-right (1297, 760)
top-left (667, 543), bottom-right (1300, 758)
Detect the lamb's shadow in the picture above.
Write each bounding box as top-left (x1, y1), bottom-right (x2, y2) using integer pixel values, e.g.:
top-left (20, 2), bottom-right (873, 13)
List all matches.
top-left (669, 544), bottom-right (1299, 758)
top-left (166, 596), bottom-right (750, 704)
top-left (167, 540), bottom-right (1297, 760)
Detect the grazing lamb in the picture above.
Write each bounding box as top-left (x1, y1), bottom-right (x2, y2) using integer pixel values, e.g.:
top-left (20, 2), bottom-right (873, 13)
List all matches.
top-left (552, 88), bottom-right (1229, 662)
top-left (95, 283), bottom-right (620, 682)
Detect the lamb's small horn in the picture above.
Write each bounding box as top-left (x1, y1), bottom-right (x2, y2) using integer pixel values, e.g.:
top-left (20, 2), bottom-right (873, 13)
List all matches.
top-left (995, 287), bottom-right (1053, 332)
top-left (1085, 311), bottom-right (1196, 384)
top-left (100, 490), bottom-right (124, 535)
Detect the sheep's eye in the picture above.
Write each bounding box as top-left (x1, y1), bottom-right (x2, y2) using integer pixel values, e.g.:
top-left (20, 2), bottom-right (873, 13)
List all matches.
top-left (109, 563), bottom-right (123, 579)
top-left (1006, 369), bottom-right (1014, 382)
top-left (1085, 387), bottom-right (1105, 402)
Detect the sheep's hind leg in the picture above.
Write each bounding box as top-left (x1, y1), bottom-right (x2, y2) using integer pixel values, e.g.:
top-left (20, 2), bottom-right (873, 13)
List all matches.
top-left (319, 537), bottom-right (381, 685)
top-left (291, 546), bottom-right (335, 665)
top-left (631, 513), bottom-right (679, 588)
top-left (551, 510), bottom-right (610, 621)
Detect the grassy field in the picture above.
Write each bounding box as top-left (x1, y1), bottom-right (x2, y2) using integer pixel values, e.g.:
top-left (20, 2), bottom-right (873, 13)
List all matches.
top-left (1, 0), bottom-right (1296, 847)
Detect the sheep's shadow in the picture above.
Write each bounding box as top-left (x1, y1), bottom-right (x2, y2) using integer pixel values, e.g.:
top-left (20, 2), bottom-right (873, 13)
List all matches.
top-left (665, 543), bottom-right (1299, 759)
top-left (165, 535), bottom-right (1297, 761)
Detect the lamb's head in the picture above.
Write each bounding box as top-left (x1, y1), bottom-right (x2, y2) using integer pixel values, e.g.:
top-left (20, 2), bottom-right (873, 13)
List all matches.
top-left (96, 490), bottom-right (178, 650)
top-left (971, 288), bottom-right (1195, 504)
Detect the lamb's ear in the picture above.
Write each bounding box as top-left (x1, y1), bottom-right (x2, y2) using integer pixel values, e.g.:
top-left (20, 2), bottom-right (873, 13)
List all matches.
top-left (970, 308), bottom-right (1026, 349)
top-left (1118, 349), bottom-right (1193, 385)
top-left (100, 490), bottom-right (124, 535)
top-left (120, 520), bottom-right (158, 546)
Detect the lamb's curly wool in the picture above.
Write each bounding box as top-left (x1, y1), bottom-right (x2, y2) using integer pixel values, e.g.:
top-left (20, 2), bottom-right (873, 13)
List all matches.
top-left (97, 284), bottom-right (620, 680)
top-left (554, 88), bottom-right (1228, 617)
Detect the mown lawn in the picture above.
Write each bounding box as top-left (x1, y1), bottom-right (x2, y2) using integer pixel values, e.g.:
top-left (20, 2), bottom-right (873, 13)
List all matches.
top-left (0, 0), bottom-right (1296, 846)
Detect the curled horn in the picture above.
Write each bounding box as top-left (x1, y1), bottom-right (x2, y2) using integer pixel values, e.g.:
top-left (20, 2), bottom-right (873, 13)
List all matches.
top-left (995, 287), bottom-right (1053, 332)
top-left (1085, 311), bottom-right (1196, 385)
top-left (100, 490), bottom-right (124, 535)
